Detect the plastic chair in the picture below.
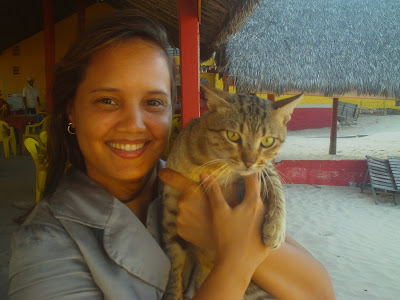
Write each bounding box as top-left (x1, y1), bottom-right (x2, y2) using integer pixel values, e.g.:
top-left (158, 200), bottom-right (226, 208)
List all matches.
top-left (22, 116), bottom-right (48, 154)
top-left (0, 120), bottom-right (17, 158)
top-left (39, 130), bottom-right (48, 146)
top-left (24, 138), bottom-right (47, 203)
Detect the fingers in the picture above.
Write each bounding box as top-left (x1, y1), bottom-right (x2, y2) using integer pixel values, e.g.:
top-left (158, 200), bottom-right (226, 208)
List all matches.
top-left (201, 173), bottom-right (229, 213)
top-left (158, 168), bottom-right (198, 193)
top-left (243, 172), bottom-right (262, 206)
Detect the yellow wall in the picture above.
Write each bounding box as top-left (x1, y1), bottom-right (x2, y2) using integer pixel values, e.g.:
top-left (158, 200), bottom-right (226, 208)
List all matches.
top-left (215, 77), bottom-right (399, 110)
top-left (0, 3), bottom-right (113, 101)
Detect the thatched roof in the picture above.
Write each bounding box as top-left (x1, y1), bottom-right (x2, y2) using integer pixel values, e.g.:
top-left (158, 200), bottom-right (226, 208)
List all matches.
top-left (1, 0), bottom-right (261, 61)
top-left (223, 0), bottom-right (400, 99)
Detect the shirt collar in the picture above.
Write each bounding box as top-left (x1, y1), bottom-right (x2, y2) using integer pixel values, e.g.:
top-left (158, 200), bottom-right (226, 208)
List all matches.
top-left (52, 168), bottom-right (113, 228)
top-left (51, 167), bottom-right (171, 291)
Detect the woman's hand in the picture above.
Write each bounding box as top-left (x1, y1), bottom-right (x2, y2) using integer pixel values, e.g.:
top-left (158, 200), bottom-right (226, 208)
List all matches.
top-left (201, 172), bottom-right (270, 274)
top-left (159, 169), bottom-right (270, 273)
top-left (158, 169), bottom-right (214, 250)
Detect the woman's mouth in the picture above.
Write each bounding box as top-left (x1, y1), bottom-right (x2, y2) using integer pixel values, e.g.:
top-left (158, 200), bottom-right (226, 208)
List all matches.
top-left (108, 142), bottom-right (145, 152)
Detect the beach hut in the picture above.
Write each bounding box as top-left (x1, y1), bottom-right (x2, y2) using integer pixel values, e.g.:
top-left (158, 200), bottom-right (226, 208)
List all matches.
top-left (220, 0), bottom-right (400, 153)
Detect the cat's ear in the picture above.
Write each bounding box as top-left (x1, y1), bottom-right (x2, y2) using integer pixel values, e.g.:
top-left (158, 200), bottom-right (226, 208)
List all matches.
top-left (273, 93), bottom-right (304, 124)
top-left (201, 84), bottom-right (231, 112)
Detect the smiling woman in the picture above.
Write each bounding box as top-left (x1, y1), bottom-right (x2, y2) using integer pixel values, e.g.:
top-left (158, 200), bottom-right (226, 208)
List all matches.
top-left (8, 9), bottom-right (334, 300)
top-left (67, 39), bottom-right (172, 202)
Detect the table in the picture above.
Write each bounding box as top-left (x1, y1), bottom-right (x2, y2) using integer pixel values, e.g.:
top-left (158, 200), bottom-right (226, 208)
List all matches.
top-left (2, 115), bottom-right (38, 153)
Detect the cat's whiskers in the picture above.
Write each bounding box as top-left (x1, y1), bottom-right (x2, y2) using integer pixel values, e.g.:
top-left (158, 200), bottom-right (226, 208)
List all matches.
top-left (197, 163), bottom-right (230, 194)
top-left (262, 168), bottom-right (278, 201)
top-left (195, 159), bottom-right (228, 173)
top-left (260, 170), bottom-right (269, 200)
top-left (275, 169), bottom-right (288, 186)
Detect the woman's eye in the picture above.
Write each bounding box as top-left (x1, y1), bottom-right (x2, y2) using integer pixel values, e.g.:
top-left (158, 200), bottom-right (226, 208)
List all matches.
top-left (261, 137), bottom-right (275, 148)
top-left (97, 97), bottom-right (116, 105)
top-left (227, 130), bottom-right (240, 143)
top-left (147, 99), bottom-right (164, 106)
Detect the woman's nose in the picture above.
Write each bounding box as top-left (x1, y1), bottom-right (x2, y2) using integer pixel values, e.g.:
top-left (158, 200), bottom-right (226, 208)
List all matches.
top-left (120, 106), bottom-right (146, 130)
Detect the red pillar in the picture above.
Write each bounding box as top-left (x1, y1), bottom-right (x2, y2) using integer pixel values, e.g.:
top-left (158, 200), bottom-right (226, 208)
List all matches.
top-left (329, 97), bottom-right (339, 154)
top-left (267, 94), bottom-right (275, 101)
top-left (177, 0), bottom-right (200, 127)
top-left (77, 0), bottom-right (85, 33)
top-left (42, 0), bottom-right (55, 112)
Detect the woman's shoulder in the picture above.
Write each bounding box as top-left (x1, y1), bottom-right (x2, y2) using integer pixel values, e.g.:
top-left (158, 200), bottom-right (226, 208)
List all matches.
top-left (10, 198), bottom-right (80, 270)
top-left (17, 198), bottom-right (67, 238)
top-left (9, 198), bottom-right (102, 300)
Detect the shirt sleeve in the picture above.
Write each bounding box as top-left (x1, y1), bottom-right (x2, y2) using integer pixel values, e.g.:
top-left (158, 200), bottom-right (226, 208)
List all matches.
top-left (8, 223), bottom-right (103, 300)
top-left (22, 87), bottom-right (27, 98)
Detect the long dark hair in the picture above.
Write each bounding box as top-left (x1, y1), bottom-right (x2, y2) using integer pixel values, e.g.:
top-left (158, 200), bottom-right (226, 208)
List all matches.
top-left (43, 9), bottom-right (177, 198)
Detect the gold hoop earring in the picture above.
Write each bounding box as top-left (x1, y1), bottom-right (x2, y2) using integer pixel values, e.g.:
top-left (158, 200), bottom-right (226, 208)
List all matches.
top-left (67, 122), bottom-right (76, 135)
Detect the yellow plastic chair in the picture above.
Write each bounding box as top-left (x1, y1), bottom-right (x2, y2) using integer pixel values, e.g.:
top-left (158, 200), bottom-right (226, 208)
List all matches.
top-left (24, 138), bottom-right (47, 203)
top-left (22, 116), bottom-right (48, 154)
top-left (39, 130), bottom-right (48, 147)
top-left (0, 120), bottom-right (17, 158)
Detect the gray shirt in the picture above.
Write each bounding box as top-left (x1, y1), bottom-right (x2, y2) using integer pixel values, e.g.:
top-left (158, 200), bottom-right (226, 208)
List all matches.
top-left (8, 168), bottom-right (171, 300)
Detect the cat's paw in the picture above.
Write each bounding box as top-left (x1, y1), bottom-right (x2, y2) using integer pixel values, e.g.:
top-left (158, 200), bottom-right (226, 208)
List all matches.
top-left (262, 221), bottom-right (286, 249)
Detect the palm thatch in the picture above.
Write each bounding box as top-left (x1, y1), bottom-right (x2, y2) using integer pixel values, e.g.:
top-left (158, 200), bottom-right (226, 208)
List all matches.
top-left (223, 0), bottom-right (400, 99)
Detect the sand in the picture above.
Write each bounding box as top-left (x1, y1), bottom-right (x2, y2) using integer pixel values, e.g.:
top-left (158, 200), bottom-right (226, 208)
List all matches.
top-left (276, 114), bottom-right (400, 161)
top-left (284, 184), bottom-right (400, 300)
top-left (278, 114), bottom-right (400, 299)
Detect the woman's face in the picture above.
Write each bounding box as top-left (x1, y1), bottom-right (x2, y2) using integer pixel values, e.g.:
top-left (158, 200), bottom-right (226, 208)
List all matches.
top-left (68, 38), bottom-right (172, 193)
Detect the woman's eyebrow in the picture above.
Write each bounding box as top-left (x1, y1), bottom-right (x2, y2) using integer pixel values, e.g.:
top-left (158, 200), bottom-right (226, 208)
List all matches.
top-left (88, 88), bottom-right (169, 96)
top-left (147, 90), bottom-right (170, 96)
top-left (89, 87), bottom-right (120, 93)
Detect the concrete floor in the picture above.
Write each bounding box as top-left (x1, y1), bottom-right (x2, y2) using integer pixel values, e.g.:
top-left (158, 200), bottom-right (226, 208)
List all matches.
top-left (0, 154), bottom-right (36, 300)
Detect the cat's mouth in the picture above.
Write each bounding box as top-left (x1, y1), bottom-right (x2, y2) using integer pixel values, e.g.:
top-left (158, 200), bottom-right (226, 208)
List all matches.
top-left (237, 168), bottom-right (259, 176)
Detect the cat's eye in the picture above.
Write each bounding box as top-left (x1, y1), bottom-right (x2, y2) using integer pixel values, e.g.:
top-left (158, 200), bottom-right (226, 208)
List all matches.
top-left (227, 131), bottom-right (240, 142)
top-left (261, 137), bottom-right (275, 148)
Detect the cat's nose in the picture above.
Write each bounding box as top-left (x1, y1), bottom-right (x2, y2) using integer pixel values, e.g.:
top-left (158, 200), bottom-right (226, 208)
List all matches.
top-left (244, 161), bottom-right (254, 168)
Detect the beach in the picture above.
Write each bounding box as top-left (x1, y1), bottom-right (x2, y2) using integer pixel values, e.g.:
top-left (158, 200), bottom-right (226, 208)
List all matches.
top-left (281, 113), bottom-right (400, 299)
top-left (277, 114), bottom-right (400, 161)
top-left (285, 184), bottom-right (400, 300)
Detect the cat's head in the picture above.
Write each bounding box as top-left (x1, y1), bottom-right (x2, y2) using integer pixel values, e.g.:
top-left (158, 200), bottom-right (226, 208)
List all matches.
top-left (200, 84), bottom-right (303, 176)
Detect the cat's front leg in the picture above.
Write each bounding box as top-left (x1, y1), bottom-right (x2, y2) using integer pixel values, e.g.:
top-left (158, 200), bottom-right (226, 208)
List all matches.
top-left (162, 186), bottom-right (187, 300)
top-left (163, 239), bottom-right (187, 300)
top-left (261, 167), bottom-right (286, 249)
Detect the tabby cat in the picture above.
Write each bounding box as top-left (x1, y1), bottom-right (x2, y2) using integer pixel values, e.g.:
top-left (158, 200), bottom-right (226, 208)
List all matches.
top-left (162, 84), bottom-right (303, 300)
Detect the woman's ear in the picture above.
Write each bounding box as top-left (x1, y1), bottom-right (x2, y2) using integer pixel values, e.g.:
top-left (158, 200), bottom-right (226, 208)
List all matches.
top-left (66, 102), bottom-right (75, 124)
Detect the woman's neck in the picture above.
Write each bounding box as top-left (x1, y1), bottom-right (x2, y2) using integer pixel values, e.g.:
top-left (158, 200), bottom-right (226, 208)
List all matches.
top-left (87, 166), bottom-right (158, 224)
top-left (124, 168), bottom-right (158, 224)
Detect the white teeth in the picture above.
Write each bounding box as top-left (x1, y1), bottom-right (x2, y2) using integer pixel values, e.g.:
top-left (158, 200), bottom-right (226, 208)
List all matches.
top-left (109, 142), bottom-right (145, 152)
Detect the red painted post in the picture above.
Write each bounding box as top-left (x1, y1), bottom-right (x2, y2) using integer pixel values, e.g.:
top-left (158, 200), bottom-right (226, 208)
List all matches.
top-left (177, 0), bottom-right (200, 127)
top-left (222, 73), bottom-right (229, 91)
top-left (329, 97), bottom-right (339, 154)
top-left (42, 0), bottom-right (55, 112)
top-left (77, 0), bottom-right (85, 33)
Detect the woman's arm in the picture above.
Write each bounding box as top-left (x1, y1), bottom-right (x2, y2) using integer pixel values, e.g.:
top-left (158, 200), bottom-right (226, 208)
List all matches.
top-left (252, 235), bottom-right (335, 300)
top-left (158, 169), bottom-right (335, 300)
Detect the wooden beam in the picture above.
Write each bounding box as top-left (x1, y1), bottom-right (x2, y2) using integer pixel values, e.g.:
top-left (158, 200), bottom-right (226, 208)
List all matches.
top-left (329, 97), bottom-right (339, 154)
top-left (177, 0), bottom-right (200, 127)
top-left (42, 0), bottom-right (55, 112)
